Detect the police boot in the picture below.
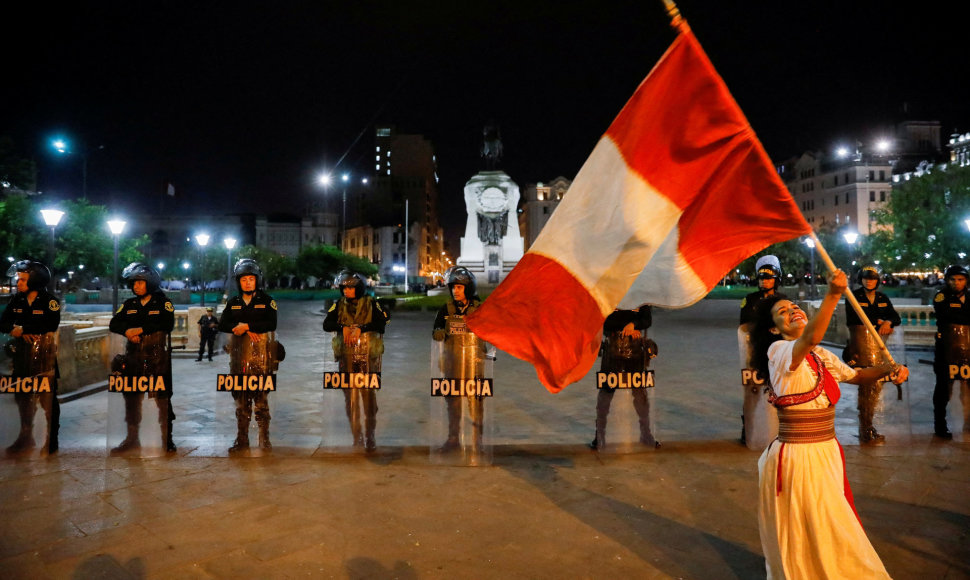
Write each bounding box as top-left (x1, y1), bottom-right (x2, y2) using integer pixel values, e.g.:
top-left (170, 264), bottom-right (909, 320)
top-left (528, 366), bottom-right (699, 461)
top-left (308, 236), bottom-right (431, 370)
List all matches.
top-left (5, 427), bottom-right (36, 455)
top-left (257, 421), bottom-right (272, 451)
top-left (640, 431), bottom-right (661, 449)
top-left (111, 425), bottom-right (141, 455)
top-left (589, 430), bottom-right (606, 451)
top-left (229, 418), bottom-right (250, 453)
top-left (161, 423), bottom-right (176, 453)
top-left (364, 429), bottom-right (376, 452)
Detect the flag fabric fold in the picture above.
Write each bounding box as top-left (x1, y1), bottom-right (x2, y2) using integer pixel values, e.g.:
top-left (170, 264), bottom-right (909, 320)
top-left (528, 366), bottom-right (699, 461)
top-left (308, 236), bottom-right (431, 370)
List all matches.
top-left (466, 24), bottom-right (812, 394)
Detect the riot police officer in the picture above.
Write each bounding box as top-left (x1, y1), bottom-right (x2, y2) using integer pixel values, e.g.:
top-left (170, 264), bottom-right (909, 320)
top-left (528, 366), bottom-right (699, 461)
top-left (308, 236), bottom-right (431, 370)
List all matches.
top-left (844, 265), bottom-right (901, 444)
top-left (738, 255), bottom-right (785, 446)
top-left (108, 262), bottom-right (176, 453)
top-left (932, 264), bottom-right (970, 439)
top-left (219, 259), bottom-right (279, 453)
top-left (323, 270), bottom-right (388, 451)
top-left (590, 305), bottom-right (659, 450)
top-left (432, 267), bottom-right (487, 453)
top-left (0, 260), bottom-right (60, 455)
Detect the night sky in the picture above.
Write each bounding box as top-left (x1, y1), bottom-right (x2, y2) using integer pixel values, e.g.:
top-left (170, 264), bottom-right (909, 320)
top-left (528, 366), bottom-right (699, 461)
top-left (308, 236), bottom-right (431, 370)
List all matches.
top-left (4, 1), bottom-right (968, 249)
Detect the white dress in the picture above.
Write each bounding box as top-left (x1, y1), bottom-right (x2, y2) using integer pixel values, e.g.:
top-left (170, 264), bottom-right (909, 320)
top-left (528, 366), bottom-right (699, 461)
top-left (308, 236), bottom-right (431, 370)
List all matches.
top-left (758, 339), bottom-right (891, 579)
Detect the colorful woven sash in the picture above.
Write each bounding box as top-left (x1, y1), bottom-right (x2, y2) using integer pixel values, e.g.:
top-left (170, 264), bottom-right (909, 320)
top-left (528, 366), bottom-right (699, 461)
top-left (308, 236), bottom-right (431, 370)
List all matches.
top-left (777, 407), bottom-right (836, 443)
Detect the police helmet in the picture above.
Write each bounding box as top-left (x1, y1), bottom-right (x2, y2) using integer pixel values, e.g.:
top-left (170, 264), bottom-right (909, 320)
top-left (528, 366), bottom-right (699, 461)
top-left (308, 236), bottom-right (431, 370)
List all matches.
top-left (755, 255), bottom-right (782, 281)
top-left (233, 258), bottom-right (263, 291)
top-left (944, 264), bottom-right (969, 280)
top-left (858, 265), bottom-right (881, 285)
top-left (334, 270), bottom-right (367, 297)
top-left (121, 262), bottom-right (161, 293)
top-left (445, 266), bottom-right (477, 299)
top-left (6, 260), bottom-right (51, 292)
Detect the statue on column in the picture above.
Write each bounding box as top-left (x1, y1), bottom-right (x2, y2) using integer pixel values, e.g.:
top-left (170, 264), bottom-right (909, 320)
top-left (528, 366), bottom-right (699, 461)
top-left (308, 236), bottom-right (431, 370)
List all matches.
top-left (481, 122), bottom-right (503, 171)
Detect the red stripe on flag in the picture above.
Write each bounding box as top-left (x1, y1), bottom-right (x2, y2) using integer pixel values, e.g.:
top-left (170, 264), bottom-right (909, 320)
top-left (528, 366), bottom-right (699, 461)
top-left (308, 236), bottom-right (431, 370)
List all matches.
top-left (606, 30), bottom-right (811, 288)
top-left (465, 253), bottom-right (604, 394)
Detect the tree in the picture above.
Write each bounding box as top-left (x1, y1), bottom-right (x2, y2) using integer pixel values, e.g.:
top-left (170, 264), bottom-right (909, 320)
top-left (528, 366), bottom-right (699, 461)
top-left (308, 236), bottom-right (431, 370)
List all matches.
top-left (874, 164), bottom-right (970, 271)
top-left (295, 244), bottom-right (346, 285)
top-left (235, 245), bottom-right (295, 289)
top-left (0, 195), bottom-right (146, 290)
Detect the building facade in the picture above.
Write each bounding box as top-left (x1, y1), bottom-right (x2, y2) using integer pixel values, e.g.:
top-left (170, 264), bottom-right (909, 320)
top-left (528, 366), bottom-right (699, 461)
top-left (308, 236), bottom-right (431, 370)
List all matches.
top-left (519, 176), bottom-right (571, 251)
top-left (778, 150), bottom-right (893, 235)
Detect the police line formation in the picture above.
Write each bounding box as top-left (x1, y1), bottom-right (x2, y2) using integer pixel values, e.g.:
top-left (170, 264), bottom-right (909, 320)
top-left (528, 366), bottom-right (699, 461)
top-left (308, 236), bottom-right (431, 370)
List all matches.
top-left (3, 256), bottom-right (967, 461)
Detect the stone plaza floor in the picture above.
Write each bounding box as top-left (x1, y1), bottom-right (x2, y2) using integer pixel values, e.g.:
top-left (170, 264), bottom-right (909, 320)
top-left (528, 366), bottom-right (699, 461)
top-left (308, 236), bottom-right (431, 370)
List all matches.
top-left (1, 299), bottom-right (968, 579)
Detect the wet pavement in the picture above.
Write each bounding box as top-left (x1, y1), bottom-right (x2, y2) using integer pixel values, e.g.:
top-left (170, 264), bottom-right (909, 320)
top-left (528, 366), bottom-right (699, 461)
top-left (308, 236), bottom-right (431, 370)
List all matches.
top-left (1, 299), bottom-right (968, 579)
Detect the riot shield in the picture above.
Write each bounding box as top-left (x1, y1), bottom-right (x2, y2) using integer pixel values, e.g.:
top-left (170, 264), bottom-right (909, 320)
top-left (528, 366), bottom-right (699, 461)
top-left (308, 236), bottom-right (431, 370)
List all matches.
top-left (943, 325), bottom-right (970, 439)
top-left (592, 331), bottom-right (658, 454)
top-left (216, 331), bottom-right (278, 456)
top-left (738, 327), bottom-right (777, 450)
top-left (321, 331), bottom-right (382, 453)
top-left (840, 326), bottom-right (912, 444)
top-left (107, 332), bottom-right (171, 457)
top-left (430, 318), bottom-right (494, 466)
top-left (1, 333), bottom-right (57, 459)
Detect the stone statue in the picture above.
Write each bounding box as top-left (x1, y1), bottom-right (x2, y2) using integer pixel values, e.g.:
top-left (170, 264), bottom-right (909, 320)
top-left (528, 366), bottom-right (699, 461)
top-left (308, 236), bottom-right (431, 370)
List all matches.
top-left (481, 122), bottom-right (503, 170)
top-left (477, 213), bottom-right (507, 245)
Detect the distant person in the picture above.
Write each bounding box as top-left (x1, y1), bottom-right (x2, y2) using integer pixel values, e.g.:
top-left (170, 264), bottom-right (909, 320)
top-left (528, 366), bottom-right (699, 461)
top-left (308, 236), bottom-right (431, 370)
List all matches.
top-left (752, 269), bottom-right (906, 578)
top-left (843, 265), bottom-right (900, 444)
top-left (219, 259), bottom-right (280, 453)
top-left (324, 270), bottom-right (389, 451)
top-left (0, 260), bottom-right (61, 455)
top-left (196, 307), bottom-right (219, 362)
top-left (108, 262), bottom-right (176, 453)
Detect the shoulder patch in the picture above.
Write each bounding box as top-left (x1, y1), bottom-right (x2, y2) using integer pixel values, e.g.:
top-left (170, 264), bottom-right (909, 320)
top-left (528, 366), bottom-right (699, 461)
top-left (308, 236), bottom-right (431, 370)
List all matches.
top-left (165, 302), bottom-right (175, 312)
top-left (935, 293), bottom-right (945, 303)
top-left (270, 300), bottom-right (277, 310)
top-left (740, 297), bottom-right (747, 309)
top-left (328, 303), bottom-right (336, 312)
top-left (49, 300), bottom-right (60, 312)
top-left (115, 304), bottom-right (124, 314)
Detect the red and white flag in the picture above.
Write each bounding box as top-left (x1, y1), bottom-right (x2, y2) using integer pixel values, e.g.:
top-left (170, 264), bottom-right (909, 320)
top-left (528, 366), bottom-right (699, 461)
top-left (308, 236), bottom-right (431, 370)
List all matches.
top-left (466, 25), bottom-right (812, 393)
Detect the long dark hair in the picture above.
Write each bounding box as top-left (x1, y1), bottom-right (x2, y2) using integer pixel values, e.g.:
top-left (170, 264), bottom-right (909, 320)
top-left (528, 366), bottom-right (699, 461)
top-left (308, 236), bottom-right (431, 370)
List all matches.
top-left (750, 295), bottom-right (788, 380)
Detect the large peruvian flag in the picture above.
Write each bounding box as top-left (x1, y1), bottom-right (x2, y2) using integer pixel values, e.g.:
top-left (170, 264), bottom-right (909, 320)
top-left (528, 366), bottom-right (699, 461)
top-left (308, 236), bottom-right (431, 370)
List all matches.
top-left (466, 24), bottom-right (812, 394)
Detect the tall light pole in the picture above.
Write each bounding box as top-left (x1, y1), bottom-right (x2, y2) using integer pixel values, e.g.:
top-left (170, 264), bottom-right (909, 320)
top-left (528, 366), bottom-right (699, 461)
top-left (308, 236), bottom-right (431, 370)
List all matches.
top-left (804, 237), bottom-right (817, 299)
top-left (224, 237), bottom-right (237, 299)
top-left (843, 230), bottom-right (860, 276)
top-left (40, 209), bottom-right (64, 292)
top-left (52, 138), bottom-right (100, 198)
top-left (107, 219), bottom-right (126, 312)
top-left (195, 233), bottom-right (210, 306)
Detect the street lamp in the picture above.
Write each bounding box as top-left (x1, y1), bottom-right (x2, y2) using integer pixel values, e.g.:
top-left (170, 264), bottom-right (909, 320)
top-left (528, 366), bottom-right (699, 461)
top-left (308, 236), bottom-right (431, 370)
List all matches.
top-left (195, 233), bottom-right (210, 306)
top-left (804, 237), bottom-right (817, 299)
top-left (51, 137), bottom-right (100, 198)
top-left (40, 208), bottom-right (64, 291)
top-left (106, 219), bottom-right (127, 312)
top-left (224, 237), bottom-right (237, 298)
top-left (318, 170), bottom-right (369, 250)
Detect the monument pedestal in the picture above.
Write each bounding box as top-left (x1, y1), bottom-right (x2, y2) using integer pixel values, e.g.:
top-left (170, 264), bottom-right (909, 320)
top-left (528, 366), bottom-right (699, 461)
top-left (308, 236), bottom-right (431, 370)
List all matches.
top-left (457, 171), bottom-right (524, 286)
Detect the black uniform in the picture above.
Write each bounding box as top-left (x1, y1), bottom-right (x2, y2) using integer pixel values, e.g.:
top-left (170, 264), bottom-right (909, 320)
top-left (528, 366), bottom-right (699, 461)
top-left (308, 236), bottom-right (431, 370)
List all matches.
top-left (197, 312), bottom-right (219, 361)
top-left (845, 287), bottom-right (901, 329)
top-left (324, 295), bottom-right (388, 448)
top-left (932, 288), bottom-right (970, 434)
top-left (109, 291), bottom-right (176, 450)
top-left (844, 286), bottom-right (901, 444)
top-left (219, 290), bottom-right (278, 446)
top-left (593, 307), bottom-right (657, 449)
top-left (433, 298), bottom-right (485, 450)
top-left (0, 289), bottom-right (61, 454)
top-left (739, 289), bottom-right (787, 326)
